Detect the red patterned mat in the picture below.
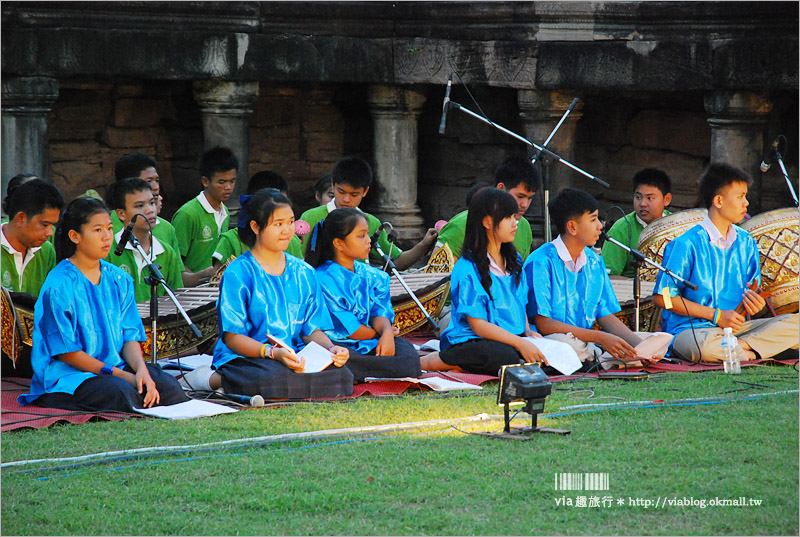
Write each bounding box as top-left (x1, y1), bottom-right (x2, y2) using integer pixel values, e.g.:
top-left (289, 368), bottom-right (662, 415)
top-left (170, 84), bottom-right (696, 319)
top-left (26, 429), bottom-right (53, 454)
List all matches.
top-left (2, 378), bottom-right (140, 432)
top-left (4, 356), bottom-right (794, 431)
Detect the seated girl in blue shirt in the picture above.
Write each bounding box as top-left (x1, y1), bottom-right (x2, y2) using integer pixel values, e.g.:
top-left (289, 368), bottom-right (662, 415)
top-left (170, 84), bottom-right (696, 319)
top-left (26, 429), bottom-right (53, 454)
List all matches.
top-left (187, 189), bottom-right (353, 399)
top-left (421, 187), bottom-right (546, 375)
top-left (19, 197), bottom-right (187, 412)
top-left (305, 208), bottom-right (421, 382)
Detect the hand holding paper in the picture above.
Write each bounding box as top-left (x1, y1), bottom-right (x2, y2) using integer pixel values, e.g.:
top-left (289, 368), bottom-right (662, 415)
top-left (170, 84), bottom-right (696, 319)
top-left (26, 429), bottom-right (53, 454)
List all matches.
top-left (522, 337), bottom-right (582, 375)
top-left (266, 334), bottom-right (304, 372)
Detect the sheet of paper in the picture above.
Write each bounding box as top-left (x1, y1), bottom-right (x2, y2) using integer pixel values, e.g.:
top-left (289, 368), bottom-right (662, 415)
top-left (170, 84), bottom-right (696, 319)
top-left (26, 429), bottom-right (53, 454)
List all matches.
top-left (523, 336), bottom-right (582, 376)
top-left (362, 376), bottom-right (482, 392)
top-left (297, 341), bottom-right (334, 373)
top-left (634, 332), bottom-right (673, 359)
top-left (132, 399), bottom-right (238, 420)
top-left (158, 354), bottom-right (213, 371)
top-left (599, 331), bottom-right (674, 369)
top-left (418, 339), bottom-right (440, 352)
top-left (418, 377), bottom-right (482, 392)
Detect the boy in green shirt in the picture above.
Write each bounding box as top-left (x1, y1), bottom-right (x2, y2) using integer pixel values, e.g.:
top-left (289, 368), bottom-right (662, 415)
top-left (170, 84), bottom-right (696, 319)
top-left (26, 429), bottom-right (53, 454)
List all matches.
top-left (112, 152), bottom-right (214, 287)
top-left (601, 168), bottom-right (672, 278)
top-left (436, 155), bottom-right (539, 261)
top-left (1, 179), bottom-right (64, 296)
top-left (299, 157), bottom-right (438, 270)
top-left (107, 178), bottom-right (183, 303)
top-left (172, 146), bottom-right (237, 273)
top-left (112, 153), bottom-right (179, 252)
top-left (212, 170), bottom-right (304, 267)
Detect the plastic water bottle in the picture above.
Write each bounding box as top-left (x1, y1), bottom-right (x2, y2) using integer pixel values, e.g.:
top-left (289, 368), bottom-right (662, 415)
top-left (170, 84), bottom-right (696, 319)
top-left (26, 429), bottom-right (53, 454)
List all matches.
top-left (721, 327), bottom-right (741, 374)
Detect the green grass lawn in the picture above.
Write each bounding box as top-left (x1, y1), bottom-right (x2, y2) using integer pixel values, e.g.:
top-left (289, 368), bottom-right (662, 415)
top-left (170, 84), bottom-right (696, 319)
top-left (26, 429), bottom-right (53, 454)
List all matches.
top-left (2, 365), bottom-right (798, 536)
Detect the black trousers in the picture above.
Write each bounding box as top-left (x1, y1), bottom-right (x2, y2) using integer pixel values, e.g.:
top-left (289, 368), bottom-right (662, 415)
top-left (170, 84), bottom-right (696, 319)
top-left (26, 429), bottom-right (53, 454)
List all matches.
top-left (218, 356), bottom-right (354, 399)
top-left (343, 337), bottom-right (421, 382)
top-left (439, 338), bottom-right (524, 376)
top-left (33, 363), bottom-right (188, 413)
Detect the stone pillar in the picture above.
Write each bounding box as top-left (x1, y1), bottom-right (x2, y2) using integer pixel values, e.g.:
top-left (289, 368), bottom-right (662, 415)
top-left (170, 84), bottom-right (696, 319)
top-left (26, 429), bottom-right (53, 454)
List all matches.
top-left (704, 91), bottom-right (772, 214)
top-left (1, 77), bottom-right (59, 203)
top-left (367, 85), bottom-right (427, 241)
top-left (192, 80), bottom-right (259, 207)
top-left (517, 90), bottom-right (584, 245)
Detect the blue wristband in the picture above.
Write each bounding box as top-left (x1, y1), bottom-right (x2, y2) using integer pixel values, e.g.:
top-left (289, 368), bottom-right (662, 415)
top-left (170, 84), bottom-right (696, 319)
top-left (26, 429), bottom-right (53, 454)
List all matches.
top-left (100, 366), bottom-right (113, 376)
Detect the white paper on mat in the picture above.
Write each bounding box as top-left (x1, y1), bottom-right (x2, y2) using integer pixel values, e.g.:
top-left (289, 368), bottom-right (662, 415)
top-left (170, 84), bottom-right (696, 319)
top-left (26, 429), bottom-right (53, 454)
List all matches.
top-left (362, 376), bottom-right (482, 392)
top-left (133, 399), bottom-right (238, 420)
top-left (522, 336), bottom-right (582, 375)
top-left (418, 339), bottom-right (440, 352)
top-left (297, 341), bottom-right (334, 373)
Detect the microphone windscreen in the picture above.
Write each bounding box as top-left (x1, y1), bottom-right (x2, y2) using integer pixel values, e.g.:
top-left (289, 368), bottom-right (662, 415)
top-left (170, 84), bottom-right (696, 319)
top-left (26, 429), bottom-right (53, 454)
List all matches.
top-left (294, 220), bottom-right (311, 236)
top-left (250, 395), bottom-right (265, 407)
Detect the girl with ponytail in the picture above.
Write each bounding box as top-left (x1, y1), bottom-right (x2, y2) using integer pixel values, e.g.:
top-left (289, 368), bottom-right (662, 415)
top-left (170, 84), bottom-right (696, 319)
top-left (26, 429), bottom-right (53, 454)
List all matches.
top-left (19, 197), bottom-right (187, 411)
top-left (305, 208), bottom-right (421, 382)
top-left (184, 188), bottom-right (354, 399)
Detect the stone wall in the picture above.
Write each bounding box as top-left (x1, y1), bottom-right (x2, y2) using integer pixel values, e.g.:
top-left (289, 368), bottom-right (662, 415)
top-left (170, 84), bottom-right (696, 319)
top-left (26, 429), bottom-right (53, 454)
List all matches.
top-left (42, 79), bottom-right (798, 231)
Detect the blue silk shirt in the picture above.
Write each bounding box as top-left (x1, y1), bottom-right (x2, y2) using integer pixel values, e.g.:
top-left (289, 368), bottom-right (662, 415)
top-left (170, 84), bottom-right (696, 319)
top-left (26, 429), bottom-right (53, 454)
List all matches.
top-left (655, 224), bottom-right (760, 335)
top-left (315, 260), bottom-right (394, 354)
top-left (524, 243), bottom-right (620, 329)
top-left (19, 260), bottom-right (145, 405)
top-left (212, 252), bottom-right (333, 368)
top-left (440, 256), bottom-right (529, 350)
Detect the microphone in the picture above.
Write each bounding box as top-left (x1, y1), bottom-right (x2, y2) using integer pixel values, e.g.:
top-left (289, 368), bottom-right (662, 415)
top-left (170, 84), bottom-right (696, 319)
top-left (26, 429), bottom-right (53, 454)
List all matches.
top-left (600, 231), bottom-right (698, 291)
top-left (370, 222), bottom-right (389, 248)
top-left (219, 393), bottom-right (265, 407)
top-left (760, 136), bottom-right (781, 173)
top-left (438, 73), bottom-right (453, 134)
top-left (114, 215), bottom-right (138, 256)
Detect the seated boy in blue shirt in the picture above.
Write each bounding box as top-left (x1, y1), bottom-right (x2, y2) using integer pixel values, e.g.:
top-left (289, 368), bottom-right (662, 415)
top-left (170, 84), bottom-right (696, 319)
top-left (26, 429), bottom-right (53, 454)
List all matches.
top-left (653, 163), bottom-right (798, 362)
top-left (523, 188), bottom-right (642, 365)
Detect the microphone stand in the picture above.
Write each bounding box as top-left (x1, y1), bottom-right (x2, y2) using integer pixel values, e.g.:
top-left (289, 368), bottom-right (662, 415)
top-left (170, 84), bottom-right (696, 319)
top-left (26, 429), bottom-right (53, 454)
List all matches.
top-left (530, 98), bottom-right (580, 243)
top-left (774, 148), bottom-right (799, 206)
top-left (447, 100), bottom-right (609, 190)
top-left (372, 229), bottom-right (441, 338)
top-left (601, 233), bottom-right (698, 331)
top-left (128, 234), bottom-right (203, 363)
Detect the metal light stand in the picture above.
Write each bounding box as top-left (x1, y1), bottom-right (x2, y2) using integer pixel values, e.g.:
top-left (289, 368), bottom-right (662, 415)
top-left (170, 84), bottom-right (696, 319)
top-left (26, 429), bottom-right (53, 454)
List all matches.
top-left (372, 226), bottom-right (440, 338)
top-left (602, 233), bottom-right (699, 329)
top-left (774, 148), bottom-right (799, 206)
top-left (633, 261), bottom-right (642, 333)
top-left (128, 234), bottom-right (203, 363)
top-left (531, 98), bottom-right (581, 243)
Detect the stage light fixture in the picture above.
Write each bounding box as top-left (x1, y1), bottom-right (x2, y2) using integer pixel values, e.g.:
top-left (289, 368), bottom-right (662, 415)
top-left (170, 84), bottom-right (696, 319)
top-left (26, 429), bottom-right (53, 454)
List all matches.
top-left (485, 363), bottom-right (569, 439)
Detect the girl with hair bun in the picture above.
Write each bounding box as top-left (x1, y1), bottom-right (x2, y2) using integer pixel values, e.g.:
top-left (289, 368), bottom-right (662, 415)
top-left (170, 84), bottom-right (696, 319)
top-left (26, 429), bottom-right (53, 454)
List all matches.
top-left (19, 197), bottom-right (187, 411)
top-left (185, 188), bottom-right (354, 399)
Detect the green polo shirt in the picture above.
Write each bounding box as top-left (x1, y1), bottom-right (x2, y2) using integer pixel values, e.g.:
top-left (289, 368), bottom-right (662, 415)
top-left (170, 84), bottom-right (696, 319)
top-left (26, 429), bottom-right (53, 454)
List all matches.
top-left (107, 235), bottom-right (184, 303)
top-left (299, 203), bottom-right (402, 264)
top-left (601, 210), bottom-right (670, 278)
top-left (212, 228), bottom-right (305, 264)
top-left (0, 237), bottom-right (56, 296)
top-left (436, 210), bottom-right (533, 261)
top-left (172, 195), bottom-right (229, 273)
